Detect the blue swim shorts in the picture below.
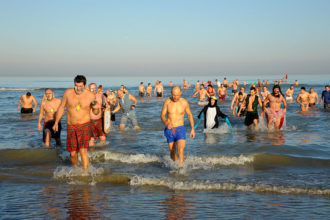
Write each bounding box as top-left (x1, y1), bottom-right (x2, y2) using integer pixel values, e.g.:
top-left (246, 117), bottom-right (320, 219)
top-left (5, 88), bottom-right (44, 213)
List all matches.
top-left (164, 126), bottom-right (186, 143)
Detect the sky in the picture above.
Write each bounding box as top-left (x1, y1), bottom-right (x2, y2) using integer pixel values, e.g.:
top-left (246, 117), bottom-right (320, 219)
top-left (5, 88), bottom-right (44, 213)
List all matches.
top-left (0, 0), bottom-right (329, 77)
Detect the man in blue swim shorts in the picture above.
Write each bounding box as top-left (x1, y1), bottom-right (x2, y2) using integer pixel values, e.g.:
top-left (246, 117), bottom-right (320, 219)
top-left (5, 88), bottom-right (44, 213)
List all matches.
top-left (161, 86), bottom-right (195, 165)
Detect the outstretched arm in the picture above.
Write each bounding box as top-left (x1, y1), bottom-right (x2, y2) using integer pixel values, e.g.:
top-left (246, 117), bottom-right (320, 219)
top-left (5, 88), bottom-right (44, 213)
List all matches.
top-left (231, 93), bottom-right (238, 110)
top-left (238, 97), bottom-right (246, 116)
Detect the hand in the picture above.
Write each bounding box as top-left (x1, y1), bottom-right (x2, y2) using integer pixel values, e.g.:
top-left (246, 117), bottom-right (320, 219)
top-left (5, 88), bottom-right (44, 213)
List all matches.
top-left (190, 129), bottom-right (195, 138)
top-left (53, 122), bottom-right (58, 132)
top-left (237, 112), bottom-right (240, 117)
top-left (33, 109), bottom-right (36, 113)
top-left (197, 116), bottom-right (200, 119)
top-left (230, 106), bottom-right (233, 110)
top-left (131, 105), bottom-right (136, 110)
top-left (260, 114), bottom-right (263, 119)
top-left (17, 106), bottom-right (20, 110)
top-left (166, 122), bottom-right (173, 129)
top-left (38, 123), bottom-right (42, 131)
top-left (283, 109), bottom-right (286, 113)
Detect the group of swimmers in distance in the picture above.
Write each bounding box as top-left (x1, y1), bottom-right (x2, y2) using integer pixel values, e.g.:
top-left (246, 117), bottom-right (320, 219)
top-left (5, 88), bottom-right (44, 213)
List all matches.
top-left (17, 75), bottom-right (330, 171)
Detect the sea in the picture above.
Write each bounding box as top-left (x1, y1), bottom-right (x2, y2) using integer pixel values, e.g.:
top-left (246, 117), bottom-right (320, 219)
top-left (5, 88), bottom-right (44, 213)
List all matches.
top-left (0, 75), bottom-right (329, 219)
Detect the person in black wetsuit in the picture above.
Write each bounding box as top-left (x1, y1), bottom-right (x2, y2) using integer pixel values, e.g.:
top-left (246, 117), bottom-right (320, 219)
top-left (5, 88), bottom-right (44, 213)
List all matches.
top-left (197, 96), bottom-right (227, 129)
top-left (238, 87), bottom-right (263, 130)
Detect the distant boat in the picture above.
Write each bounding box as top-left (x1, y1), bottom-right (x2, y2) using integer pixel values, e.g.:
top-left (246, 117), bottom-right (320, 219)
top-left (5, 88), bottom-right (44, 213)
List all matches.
top-left (273, 73), bottom-right (293, 83)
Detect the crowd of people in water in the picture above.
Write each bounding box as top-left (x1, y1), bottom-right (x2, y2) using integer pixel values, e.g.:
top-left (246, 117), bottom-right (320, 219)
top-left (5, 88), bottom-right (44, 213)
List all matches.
top-left (17, 75), bottom-right (330, 171)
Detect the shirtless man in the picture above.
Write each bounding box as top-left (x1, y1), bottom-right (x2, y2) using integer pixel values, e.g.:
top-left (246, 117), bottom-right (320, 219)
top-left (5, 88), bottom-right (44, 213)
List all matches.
top-left (295, 80), bottom-right (299, 86)
top-left (231, 87), bottom-right (247, 110)
top-left (154, 81), bottom-right (164, 97)
top-left (296, 87), bottom-right (310, 111)
top-left (195, 80), bottom-right (201, 92)
top-left (182, 79), bottom-right (190, 90)
top-left (112, 89), bottom-right (141, 130)
top-left (238, 87), bottom-right (263, 130)
top-left (138, 82), bottom-right (146, 97)
top-left (168, 81), bottom-right (173, 87)
top-left (217, 84), bottom-right (227, 101)
top-left (223, 77), bottom-right (228, 88)
top-left (38, 89), bottom-right (61, 146)
top-left (232, 80), bottom-right (238, 95)
top-left (161, 86), bottom-right (195, 165)
top-left (53, 75), bottom-right (98, 171)
top-left (261, 86), bottom-right (270, 101)
top-left (192, 84), bottom-right (209, 101)
top-left (308, 88), bottom-right (319, 108)
top-left (18, 92), bottom-right (37, 114)
top-left (146, 83), bottom-right (153, 97)
top-left (285, 85), bottom-right (294, 102)
top-left (263, 85), bottom-right (287, 130)
top-left (88, 83), bottom-right (106, 146)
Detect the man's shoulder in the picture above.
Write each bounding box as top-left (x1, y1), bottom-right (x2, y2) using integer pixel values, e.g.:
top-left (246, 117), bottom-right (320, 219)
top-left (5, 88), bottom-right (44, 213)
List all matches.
top-left (64, 88), bottom-right (74, 95)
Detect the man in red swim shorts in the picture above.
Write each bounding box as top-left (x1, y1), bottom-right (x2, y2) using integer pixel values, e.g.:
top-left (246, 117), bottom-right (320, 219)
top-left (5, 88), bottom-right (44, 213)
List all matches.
top-left (263, 85), bottom-right (287, 130)
top-left (53, 75), bottom-right (99, 171)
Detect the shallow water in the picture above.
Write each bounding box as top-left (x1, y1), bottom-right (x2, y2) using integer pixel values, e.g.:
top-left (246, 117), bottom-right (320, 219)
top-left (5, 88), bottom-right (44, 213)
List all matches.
top-left (0, 77), bottom-right (329, 219)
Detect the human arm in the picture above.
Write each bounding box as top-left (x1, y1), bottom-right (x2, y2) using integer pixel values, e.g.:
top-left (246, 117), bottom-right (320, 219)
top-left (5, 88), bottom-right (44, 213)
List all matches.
top-left (185, 101), bottom-right (195, 138)
top-left (217, 106), bottom-right (227, 118)
top-left (197, 106), bottom-right (206, 119)
top-left (17, 96), bottom-right (22, 110)
top-left (160, 99), bottom-right (172, 129)
top-left (32, 97), bottom-right (38, 113)
top-left (192, 90), bottom-right (198, 97)
top-left (258, 97), bottom-right (263, 118)
top-left (53, 92), bottom-right (67, 132)
top-left (320, 91), bottom-right (324, 105)
top-left (38, 103), bottom-right (44, 131)
top-left (296, 95), bottom-right (301, 105)
top-left (230, 93), bottom-right (238, 110)
top-left (237, 97), bottom-right (246, 117)
top-left (316, 93), bottom-right (319, 104)
top-left (129, 94), bottom-right (138, 109)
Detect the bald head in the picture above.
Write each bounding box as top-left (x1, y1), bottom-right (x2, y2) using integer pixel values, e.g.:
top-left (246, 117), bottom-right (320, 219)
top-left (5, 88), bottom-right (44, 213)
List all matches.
top-left (171, 86), bottom-right (182, 102)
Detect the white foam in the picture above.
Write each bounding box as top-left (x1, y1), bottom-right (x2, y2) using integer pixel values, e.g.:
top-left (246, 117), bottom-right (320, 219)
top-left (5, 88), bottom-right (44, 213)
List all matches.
top-left (203, 123), bottom-right (231, 134)
top-left (53, 165), bottom-right (104, 185)
top-left (89, 150), bottom-right (161, 164)
top-left (130, 176), bottom-right (330, 195)
top-left (163, 154), bottom-right (254, 172)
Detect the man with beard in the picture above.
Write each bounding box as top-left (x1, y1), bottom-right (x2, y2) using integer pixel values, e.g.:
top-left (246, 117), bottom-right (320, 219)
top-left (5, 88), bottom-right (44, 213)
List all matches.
top-left (53, 75), bottom-right (98, 171)
top-left (161, 86), bottom-right (195, 166)
top-left (320, 85), bottom-right (330, 109)
top-left (88, 83), bottom-right (106, 146)
top-left (38, 89), bottom-right (62, 146)
top-left (263, 85), bottom-right (287, 130)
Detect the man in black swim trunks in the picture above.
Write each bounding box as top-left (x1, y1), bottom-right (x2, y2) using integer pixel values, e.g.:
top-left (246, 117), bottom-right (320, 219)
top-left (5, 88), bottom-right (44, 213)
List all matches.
top-left (138, 82), bottom-right (146, 97)
top-left (38, 89), bottom-right (62, 146)
top-left (18, 92), bottom-right (37, 114)
top-left (154, 81), bottom-right (164, 97)
top-left (238, 87), bottom-right (263, 130)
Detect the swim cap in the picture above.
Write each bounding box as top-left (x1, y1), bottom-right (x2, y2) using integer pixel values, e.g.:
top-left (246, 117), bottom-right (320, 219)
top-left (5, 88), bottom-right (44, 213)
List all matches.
top-left (210, 96), bottom-right (217, 100)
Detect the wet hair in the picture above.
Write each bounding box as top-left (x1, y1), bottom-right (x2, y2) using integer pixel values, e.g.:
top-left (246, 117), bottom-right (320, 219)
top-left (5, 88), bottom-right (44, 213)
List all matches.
top-left (326, 85), bottom-right (329, 88)
top-left (250, 87), bottom-right (256, 92)
top-left (238, 92), bottom-right (243, 96)
top-left (272, 85), bottom-right (283, 97)
top-left (148, 83), bottom-right (151, 85)
top-left (74, 75), bottom-right (87, 86)
top-left (45, 88), bottom-right (51, 92)
top-left (240, 87), bottom-right (245, 90)
top-left (140, 82), bottom-right (143, 84)
top-left (26, 92), bottom-right (31, 96)
top-left (208, 84), bottom-right (213, 88)
top-left (301, 87), bottom-right (306, 91)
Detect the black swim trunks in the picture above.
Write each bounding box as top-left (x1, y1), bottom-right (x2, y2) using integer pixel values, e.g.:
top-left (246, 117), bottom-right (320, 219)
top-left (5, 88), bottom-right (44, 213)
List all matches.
top-left (232, 89), bottom-right (237, 94)
top-left (139, 92), bottom-right (144, 97)
top-left (223, 84), bottom-right (228, 88)
top-left (244, 111), bottom-right (259, 126)
top-left (21, 108), bottom-right (33, 114)
top-left (157, 92), bottom-right (162, 97)
top-left (43, 120), bottom-right (62, 142)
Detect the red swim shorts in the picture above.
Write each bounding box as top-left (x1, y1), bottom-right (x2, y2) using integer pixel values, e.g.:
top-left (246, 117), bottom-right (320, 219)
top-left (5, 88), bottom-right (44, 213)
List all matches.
top-left (67, 121), bottom-right (92, 152)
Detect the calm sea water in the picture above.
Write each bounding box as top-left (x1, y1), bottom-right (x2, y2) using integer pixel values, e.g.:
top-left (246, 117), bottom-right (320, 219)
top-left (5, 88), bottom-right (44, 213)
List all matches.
top-left (0, 76), bottom-right (329, 219)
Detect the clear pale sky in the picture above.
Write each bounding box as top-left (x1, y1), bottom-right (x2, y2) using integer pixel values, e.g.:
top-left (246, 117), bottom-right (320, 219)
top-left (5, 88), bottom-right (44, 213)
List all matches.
top-left (0, 0), bottom-right (329, 77)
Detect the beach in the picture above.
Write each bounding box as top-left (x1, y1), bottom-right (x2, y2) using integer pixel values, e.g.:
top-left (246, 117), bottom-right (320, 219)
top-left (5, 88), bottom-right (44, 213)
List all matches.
top-left (0, 76), bottom-right (329, 219)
